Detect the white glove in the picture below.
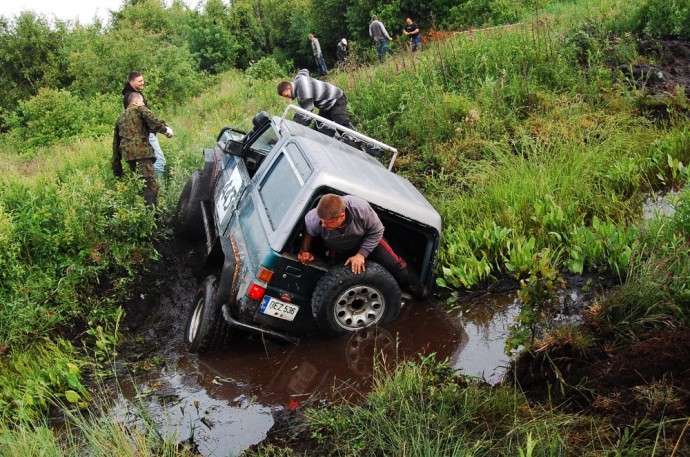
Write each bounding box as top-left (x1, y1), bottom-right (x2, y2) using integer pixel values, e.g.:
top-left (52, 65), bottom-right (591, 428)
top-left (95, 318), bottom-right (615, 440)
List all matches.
top-left (164, 127), bottom-right (174, 138)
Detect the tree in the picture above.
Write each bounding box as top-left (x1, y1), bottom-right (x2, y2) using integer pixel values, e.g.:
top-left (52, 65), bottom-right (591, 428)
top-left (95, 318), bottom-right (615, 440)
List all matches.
top-left (0, 12), bottom-right (70, 129)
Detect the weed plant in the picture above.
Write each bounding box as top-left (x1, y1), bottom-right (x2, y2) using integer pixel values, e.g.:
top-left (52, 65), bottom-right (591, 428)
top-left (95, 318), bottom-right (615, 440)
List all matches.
top-left (248, 355), bottom-right (670, 456)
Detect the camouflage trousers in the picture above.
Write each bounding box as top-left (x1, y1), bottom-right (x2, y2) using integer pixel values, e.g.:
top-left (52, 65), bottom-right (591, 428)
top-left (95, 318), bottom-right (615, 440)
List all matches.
top-left (128, 158), bottom-right (159, 206)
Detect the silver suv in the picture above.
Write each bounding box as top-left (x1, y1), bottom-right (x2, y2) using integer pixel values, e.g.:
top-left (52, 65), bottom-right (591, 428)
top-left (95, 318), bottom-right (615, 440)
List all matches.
top-left (175, 106), bottom-right (442, 353)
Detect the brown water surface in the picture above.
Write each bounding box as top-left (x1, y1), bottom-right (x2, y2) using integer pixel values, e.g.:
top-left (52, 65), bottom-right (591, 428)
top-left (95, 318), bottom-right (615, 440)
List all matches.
top-left (113, 294), bottom-right (518, 456)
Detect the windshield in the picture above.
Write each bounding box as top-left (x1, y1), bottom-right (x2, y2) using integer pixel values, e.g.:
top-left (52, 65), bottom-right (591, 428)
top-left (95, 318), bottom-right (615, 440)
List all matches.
top-left (248, 126), bottom-right (278, 155)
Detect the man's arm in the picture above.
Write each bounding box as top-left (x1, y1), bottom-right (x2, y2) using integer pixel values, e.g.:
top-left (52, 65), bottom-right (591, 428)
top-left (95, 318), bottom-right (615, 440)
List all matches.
top-left (357, 204), bottom-right (385, 257)
top-left (381, 23), bottom-right (392, 40)
top-left (138, 106), bottom-right (168, 133)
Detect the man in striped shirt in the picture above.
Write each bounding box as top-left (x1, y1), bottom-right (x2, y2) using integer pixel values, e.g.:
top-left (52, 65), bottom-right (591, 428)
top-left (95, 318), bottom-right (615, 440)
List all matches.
top-left (277, 69), bottom-right (354, 130)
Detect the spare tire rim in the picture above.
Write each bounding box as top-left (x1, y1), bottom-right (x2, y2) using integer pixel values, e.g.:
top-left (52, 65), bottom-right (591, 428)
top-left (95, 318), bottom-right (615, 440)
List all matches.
top-left (333, 285), bottom-right (386, 331)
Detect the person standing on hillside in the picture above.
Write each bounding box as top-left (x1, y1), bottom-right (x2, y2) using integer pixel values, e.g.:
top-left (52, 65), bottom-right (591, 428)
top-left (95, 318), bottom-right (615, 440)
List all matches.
top-left (113, 92), bottom-right (174, 207)
top-left (121, 71), bottom-right (167, 185)
top-left (336, 38), bottom-right (349, 64)
top-left (277, 68), bottom-right (354, 130)
top-left (403, 17), bottom-right (422, 52)
top-left (369, 15), bottom-right (392, 63)
top-left (308, 33), bottom-right (328, 76)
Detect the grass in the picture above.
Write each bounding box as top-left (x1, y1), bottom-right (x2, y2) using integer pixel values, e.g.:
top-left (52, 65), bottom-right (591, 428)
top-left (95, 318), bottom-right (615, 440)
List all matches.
top-left (247, 355), bottom-right (673, 456)
top-left (0, 0), bottom-right (690, 453)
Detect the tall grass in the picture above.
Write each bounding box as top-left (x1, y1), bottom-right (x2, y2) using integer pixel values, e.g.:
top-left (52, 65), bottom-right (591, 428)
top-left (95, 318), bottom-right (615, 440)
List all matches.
top-left (248, 356), bottom-right (669, 456)
top-left (326, 2), bottom-right (687, 290)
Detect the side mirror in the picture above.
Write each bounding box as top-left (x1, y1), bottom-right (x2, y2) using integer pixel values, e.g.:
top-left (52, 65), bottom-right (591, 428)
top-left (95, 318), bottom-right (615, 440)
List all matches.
top-left (217, 126), bottom-right (247, 156)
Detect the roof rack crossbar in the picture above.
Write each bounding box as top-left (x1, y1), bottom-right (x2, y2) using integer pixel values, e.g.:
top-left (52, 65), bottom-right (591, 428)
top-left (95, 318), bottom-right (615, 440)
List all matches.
top-left (281, 104), bottom-right (398, 170)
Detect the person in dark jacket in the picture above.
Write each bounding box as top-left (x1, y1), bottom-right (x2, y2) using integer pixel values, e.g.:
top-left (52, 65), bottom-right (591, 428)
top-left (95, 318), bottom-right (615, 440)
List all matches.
top-left (121, 71), bottom-right (167, 184)
top-left (403, 18), bottom-right (422, 52)
top-left (112, 92), bottom-right (173, 206)
top-left (336, 38), bottom-right (349, 63)
top-left (298, 194), bottom-right (427, 298)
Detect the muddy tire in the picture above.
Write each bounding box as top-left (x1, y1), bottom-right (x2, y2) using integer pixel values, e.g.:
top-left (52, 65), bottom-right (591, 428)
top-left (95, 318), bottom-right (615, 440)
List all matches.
top-left (174, 170), bottom-right (204, 240)
top-left (185, 275), bottom-right (234, 353)
top-left (311, 262), bottom-right (401, 336)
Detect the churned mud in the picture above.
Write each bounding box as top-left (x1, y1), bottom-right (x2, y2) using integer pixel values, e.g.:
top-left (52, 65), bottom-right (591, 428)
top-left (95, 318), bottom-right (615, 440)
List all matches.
top-left (113, 235), bottom-right (518, 455)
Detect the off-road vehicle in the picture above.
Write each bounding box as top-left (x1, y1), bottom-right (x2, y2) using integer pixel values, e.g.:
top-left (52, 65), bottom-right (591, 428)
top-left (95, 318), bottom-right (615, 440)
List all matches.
top-left (175, 105), bottom-right (442, 353)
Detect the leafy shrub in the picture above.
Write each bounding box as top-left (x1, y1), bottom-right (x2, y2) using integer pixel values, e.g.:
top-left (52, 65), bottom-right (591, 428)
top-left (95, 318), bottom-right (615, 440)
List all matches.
top-left (4, 88), bottom-right (87, 147)
top-left (631, 0), bottom-right (690, 40)
top-left (0, 339), bottom-right (89, 423)
top-left (448, 0), bottom-right (537, 29)
top-left (0, 203), bottom-right (23, 291)
top-left (245, 56), bottom-right (287, 81)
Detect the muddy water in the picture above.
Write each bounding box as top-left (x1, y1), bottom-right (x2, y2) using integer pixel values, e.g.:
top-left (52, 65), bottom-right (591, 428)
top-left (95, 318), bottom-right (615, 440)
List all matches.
top-left (114, 294), bottom-right (518, 456)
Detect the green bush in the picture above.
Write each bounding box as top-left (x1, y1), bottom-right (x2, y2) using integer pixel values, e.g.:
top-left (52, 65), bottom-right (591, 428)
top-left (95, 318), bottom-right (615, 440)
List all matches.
top-left (4, 88), bottom-right (87, 147)
top-left (0, 339), bottom-right (89, 423)
top-left (448, 0), bottom-right (539, 29)
top-left (245, 56), bottom-right (287, 81)
top-left (631, 0), bottom-right (690, 40)
top-left (0, 203), bottom-right (23, 292)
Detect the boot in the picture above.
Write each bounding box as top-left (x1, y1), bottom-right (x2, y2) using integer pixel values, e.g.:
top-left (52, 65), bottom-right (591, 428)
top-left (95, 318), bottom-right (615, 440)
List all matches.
top-left (154, 171), bottom-right (165, 192)
top-left (396, 268), bottom-right (429, 299)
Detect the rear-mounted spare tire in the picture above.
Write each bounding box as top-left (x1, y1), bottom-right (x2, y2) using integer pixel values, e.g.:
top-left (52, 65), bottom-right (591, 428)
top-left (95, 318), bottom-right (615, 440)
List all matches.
top-left (311, 262), bottom-right (402, 336)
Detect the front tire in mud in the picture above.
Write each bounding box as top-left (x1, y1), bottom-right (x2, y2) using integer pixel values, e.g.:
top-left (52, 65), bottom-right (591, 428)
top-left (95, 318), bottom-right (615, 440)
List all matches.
top-left (174, 170), bottom-right (204, 240)
top-left (185, 275), bottom-right (234, 353)
top-left (311, 262), bottom-right (402, 336)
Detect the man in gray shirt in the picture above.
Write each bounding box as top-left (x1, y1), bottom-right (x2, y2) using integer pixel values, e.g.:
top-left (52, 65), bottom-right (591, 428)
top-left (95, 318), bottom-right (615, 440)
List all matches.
top-left (308, 33), bottom-right (328, 76)
top-left (369, 15), bottom-right (393, 63)
top-left (298, 194), bottom-right (426, 297)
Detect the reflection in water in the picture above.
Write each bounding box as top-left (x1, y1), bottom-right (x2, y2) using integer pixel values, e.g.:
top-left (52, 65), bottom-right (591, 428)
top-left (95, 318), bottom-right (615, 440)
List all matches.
top-left (451, 293), bottom-right (520, 384)
top-left (115, 295), bottom-right (519, 456)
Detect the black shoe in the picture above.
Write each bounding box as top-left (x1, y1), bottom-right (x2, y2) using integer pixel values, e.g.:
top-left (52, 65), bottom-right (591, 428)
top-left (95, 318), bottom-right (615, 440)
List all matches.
top-left (406, 283), bottom-right (428, 299)
top-left (364, 144), bottom-right (384, 158)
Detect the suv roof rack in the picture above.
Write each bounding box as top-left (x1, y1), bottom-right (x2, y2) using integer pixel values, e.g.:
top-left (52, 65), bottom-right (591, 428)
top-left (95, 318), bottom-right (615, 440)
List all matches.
top-left (280, 104), bottom-right (399, 171)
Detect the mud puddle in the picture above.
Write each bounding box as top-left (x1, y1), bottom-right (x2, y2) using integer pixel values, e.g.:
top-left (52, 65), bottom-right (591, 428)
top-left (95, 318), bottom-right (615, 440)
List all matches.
top-left (115, 299), bottom-right (519, 456)
top-left (115, 238), bottom-right (521, 455)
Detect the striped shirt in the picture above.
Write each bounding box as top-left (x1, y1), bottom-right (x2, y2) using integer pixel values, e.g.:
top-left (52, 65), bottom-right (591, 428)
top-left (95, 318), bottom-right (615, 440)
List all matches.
top-left (291, 68), bottom-right (343, 113)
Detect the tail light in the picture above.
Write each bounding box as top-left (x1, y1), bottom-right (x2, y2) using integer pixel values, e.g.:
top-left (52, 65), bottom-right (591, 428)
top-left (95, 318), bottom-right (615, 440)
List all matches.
top-left (246, 266), bottom-right (274, 301)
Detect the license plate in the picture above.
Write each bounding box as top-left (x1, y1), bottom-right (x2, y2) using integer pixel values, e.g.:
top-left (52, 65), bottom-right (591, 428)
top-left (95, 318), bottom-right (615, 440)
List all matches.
top-left (259, 296), bottom-right (299, 321)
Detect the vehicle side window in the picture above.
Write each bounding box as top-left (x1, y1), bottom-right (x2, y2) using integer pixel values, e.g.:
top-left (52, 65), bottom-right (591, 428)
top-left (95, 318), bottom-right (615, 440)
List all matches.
top-left (285, 143), bottom-right (312, 182)
top-left (259, 152), bottom-right (303, 230)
